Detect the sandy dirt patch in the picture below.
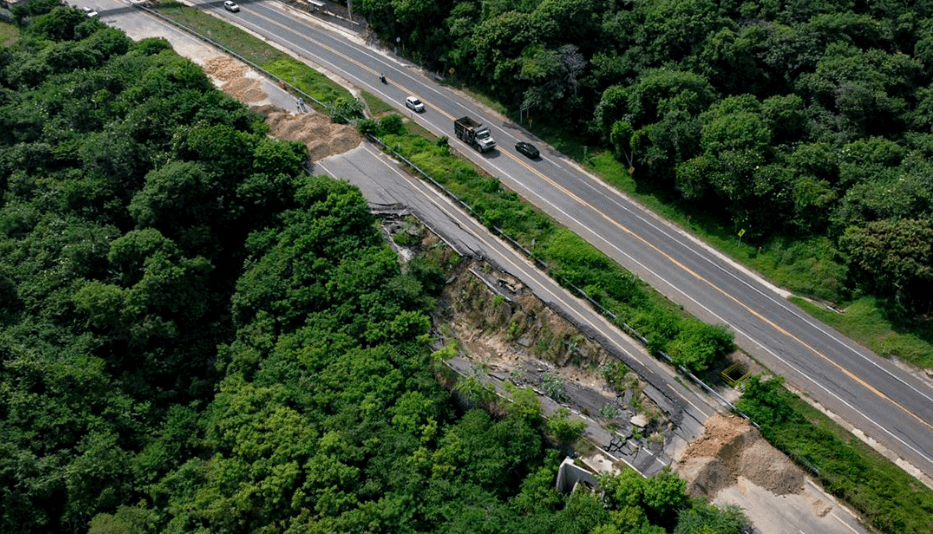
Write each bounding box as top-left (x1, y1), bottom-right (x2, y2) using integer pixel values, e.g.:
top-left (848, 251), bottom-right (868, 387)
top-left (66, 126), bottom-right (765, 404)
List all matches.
top-left (202, 57), bottom-right (361, 161)
top-left (677, 413), bottom-right (804, 498)
top-left (257, 105), bottom-right (361, 160)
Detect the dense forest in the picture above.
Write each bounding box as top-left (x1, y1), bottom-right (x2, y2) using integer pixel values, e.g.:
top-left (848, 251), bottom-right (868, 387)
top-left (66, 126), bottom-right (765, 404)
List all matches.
top-left (358, 0), bottom-right (933, 311)
top-left (0, 3), bottom-right (750, 533)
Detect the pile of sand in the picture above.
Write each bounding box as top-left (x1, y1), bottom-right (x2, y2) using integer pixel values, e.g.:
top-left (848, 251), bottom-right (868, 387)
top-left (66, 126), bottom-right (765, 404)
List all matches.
top-left (677, 414), bottom-right (803, 498)
top-left (201, 57), bottom-right (361, 161)
top-left (203, 56), bottom-right (269, 104)
top-left (255, 105), bottom-right (361, 161)
top-left (203, 56), bottom-right (249, 82)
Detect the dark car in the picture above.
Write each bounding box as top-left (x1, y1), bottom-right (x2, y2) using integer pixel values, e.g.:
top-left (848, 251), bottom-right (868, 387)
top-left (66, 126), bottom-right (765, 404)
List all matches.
top-left (515, 141), bottom-right (539, 159)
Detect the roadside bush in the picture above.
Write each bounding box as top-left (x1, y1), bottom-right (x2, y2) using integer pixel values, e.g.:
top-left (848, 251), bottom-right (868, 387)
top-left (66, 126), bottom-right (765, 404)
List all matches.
top-left (546, 408), bottom-right (586, 445)
top-left (356, 118), bottom-right (377, 136)
top-left (378, 113), bottom-right (404, 135)
top-left (734, 376), bottom-right (794, 428)
top-left (674, 501), bottom-right (748, 534)
top-left (666, 321), bottom-right (735, 373)
top-left (374, 125), bottom-right (738, 375)
top-left (327, 96), bottom-right (363, 123)
top-left (545, 228), bottom-right (612, 269)
top-left (541, 372), bottom-right (567, 402)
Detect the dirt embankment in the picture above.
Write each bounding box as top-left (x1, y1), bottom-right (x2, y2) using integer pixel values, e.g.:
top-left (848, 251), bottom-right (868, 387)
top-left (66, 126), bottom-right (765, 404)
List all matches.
top-left (255, 105), bottom-right (361, 161)
top-left (203, 56), bottom-right (361, 161)
top-left (431, 254), bottom-right (672, 437)
top-left (677, 414), bottom-right (804, 498)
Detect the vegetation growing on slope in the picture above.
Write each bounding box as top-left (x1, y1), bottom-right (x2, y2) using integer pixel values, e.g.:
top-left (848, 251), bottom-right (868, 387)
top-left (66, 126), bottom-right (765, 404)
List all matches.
top-left (363, 115), bottom-right (736, 374)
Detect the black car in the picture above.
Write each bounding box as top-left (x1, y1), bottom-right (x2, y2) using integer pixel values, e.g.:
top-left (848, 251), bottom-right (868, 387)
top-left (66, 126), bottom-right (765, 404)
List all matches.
top-left (515, 141), bottom-right (539, 159)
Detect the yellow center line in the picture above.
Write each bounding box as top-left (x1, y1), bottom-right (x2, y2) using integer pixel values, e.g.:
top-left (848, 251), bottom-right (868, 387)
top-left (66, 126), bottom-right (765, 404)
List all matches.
top-left (240, 5), bottom-right (932, 438)
top-left (243, 8), bottom-right (458, 122)
top-left (354, 145), bottom-right (714, 418)
top-left (499, 149), bottom-right (933, 436)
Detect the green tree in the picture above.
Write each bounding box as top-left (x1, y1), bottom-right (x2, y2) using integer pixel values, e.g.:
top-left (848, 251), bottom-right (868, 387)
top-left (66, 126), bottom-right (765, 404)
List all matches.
top-left (642, 467), bottom-right (690, 530)
top-left (674, 501), bottom-right (749, 534)
top-left (839, 218), bottom-right (933, 307)
top-left (545, 408), bottom-right (586, 445)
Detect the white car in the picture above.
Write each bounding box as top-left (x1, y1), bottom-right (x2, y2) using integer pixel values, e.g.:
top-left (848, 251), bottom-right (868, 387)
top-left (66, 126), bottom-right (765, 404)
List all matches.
top-left (223, 1), bottom-right (240, 12)
top-left (405, 96), bottom-right (425, 113)
top-left (82, 6), bottom-right (98, 17)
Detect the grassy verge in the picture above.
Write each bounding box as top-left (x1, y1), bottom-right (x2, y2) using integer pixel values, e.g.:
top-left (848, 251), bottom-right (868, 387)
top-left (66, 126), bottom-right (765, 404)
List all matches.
top-left (360, 90), bottom-right (394, 116)
top-left (150, 2), bottom-right (732, 376)
top-left (367, 115), bottom-right (735, 375)
top-left (500, 108), bottom-right (850, 304)
top-left (152, 1), bottom-right (352, 105)
top-left (123, 12), bottom-right (933, 526)
top-left (737, 376), bottom-right (933, 534)
top-left (0, 21), bottom-right (20, 46)
top-left (792, 296), bottom-right (933, 369)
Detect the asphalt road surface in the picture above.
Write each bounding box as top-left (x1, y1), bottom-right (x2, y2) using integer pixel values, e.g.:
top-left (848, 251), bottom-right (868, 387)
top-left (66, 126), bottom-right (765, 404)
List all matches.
top-left (315, 143), bottom-right (721, 451)
top-left (88, 0), bottom-right (933, 484)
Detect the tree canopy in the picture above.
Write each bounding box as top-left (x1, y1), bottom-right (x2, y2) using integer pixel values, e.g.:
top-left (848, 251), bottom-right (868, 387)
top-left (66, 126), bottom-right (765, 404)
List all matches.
top-left (358, 0), bottom-right (933, 311)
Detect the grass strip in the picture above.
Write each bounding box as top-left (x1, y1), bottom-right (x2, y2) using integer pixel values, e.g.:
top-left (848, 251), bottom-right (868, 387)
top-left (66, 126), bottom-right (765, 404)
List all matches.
top-left (360, 90), bottom-right (395, 116)
top-left (792, 296), bottom-right (933, 369)
top-left (152, 1), bottom-right (352, 105)
top-left (0, 21), bottom-right (20, 46)
top-left (737, 376), bottom-right (933, 534)
top-left (118, 10), bottom-right (933, 523)
top-left (380, 114), bottom-right (933, 530)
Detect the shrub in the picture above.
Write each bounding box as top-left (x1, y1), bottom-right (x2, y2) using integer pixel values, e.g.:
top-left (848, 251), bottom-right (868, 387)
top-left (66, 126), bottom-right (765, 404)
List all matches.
top-left (378, 114), bottom-right (404, 135)
top-left (357, 118), bottom-right (378, 136)
top-left (328, 97), bottom-right (363, 123)
top-left (546, 408), bottom-right (586, 444)
top-left (541, 372), bottom-right (567, 402)
top-left (407, 256), bottom-right (445, 295)
top-left (666, 321), bottom-right (735, 374)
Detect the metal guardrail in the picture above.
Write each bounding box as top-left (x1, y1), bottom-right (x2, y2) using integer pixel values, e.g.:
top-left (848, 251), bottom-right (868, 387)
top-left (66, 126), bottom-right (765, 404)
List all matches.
top-left (366, 133), bottom-right (757, 423)
top-left (143, 0), bottom-right (768, 433)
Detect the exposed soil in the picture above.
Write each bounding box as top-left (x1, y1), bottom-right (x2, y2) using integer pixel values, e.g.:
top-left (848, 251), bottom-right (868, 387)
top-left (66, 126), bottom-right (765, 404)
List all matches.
top-left (202, 56), bottom-right (361, 161)
top-left (257, 105), bottom-right (361, 161)
top-left (204, 57), bottom-right (268, 103)
top-left (429, 254), bottom-right (671, 435)
top-left (678, 414), bottom-right (804, 498)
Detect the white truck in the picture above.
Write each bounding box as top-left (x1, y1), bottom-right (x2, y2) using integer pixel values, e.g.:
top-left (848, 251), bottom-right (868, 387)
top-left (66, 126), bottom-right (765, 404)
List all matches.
top-left (454, 116), bottom-right (496, 152)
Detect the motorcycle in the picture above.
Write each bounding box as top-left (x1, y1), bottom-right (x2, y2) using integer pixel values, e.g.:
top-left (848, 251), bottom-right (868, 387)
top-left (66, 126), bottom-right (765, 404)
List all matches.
top-left (379, 73), bottom-right (387, 84)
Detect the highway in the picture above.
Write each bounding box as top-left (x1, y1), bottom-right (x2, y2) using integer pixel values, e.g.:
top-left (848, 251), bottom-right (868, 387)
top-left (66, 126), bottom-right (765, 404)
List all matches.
top-left (137, 0), bottom-right (933, 483)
